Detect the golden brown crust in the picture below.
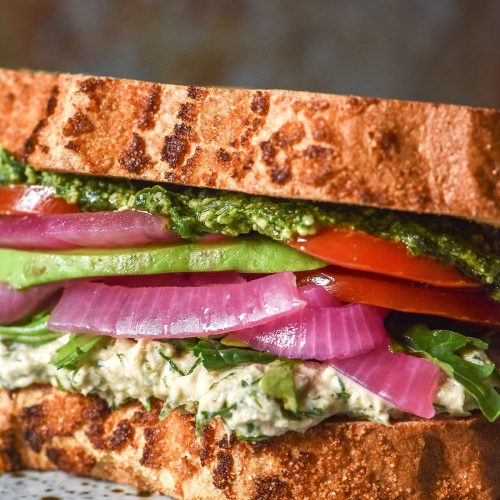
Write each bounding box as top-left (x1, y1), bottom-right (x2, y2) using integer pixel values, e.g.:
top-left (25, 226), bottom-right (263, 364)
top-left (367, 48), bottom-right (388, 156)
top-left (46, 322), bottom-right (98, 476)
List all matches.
top-left (0, 386), bottom-right (499, 499)
top-left (0, 68), bottom-right (498, 224)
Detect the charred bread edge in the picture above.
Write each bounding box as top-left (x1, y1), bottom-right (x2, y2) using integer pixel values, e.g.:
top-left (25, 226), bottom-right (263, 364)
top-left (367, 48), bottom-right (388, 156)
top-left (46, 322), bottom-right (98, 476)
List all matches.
top-left (0, 68), bottom-right (498, 224)
top-left (0, 386), bottom-right (499, 499)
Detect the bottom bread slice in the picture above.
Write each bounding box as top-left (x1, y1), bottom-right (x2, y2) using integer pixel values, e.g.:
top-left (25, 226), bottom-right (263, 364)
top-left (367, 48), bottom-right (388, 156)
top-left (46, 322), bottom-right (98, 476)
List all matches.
top-left (0, 385), bottom-right (498, 500)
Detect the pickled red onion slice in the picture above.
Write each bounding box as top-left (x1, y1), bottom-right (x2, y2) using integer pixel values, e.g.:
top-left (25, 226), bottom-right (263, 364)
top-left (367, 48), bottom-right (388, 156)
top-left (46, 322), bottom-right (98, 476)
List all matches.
top-left (236, 285), bottom-right (388, 359)
top-left (49, 272), bottom-right (304, 338)
top-left (0, 210), bottom-right (179, 249)
top-left (328, 345), bottom-right (443, 418)
top-left (0, 282), bottom-right (62, 325)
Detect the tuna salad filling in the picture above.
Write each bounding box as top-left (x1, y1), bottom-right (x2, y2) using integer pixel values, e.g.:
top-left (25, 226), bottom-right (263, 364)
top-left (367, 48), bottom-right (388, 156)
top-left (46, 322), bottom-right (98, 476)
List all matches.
top-left (0, 336), bottom-right (486, 439)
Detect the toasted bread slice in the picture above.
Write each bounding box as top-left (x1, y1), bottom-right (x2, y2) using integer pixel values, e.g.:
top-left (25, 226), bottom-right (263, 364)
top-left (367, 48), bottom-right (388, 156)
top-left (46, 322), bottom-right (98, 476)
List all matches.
top-left (0, 69), bottom-right (498, 224)
top-left (0, 386), bottom-right (499, 499)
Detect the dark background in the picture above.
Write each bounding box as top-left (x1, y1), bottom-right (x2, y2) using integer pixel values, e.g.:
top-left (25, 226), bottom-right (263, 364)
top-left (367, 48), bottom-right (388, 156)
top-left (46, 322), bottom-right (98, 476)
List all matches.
top-left (0, 0), bottom-right (499, 107)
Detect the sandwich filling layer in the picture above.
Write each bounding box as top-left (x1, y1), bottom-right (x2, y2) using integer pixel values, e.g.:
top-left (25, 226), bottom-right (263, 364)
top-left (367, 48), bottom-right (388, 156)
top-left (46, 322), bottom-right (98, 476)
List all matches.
top-left (0, 336), bottom-right (480, 439)
top-left (0, 146), bottom-right (498, 440)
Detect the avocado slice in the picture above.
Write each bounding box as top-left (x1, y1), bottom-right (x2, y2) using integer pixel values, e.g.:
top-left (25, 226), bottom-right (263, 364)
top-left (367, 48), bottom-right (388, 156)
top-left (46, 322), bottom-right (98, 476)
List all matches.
top-left (0, 236), bottom-right (325, 289)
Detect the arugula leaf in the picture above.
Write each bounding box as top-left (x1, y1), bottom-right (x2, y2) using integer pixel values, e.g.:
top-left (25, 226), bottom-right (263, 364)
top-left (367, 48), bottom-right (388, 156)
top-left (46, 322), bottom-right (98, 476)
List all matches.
top-left (260, 359), bottom-right (299, 413)
top-left (401, 324), bottom-right (500, 422)
top-left (192, 339), bottom-right (276, 371)
top-left (51, 334), bottom-right (109, 370)
top-left (168, 338), bottom-right (199, 352)
top-left (0, 312), bottom-right (61, 346)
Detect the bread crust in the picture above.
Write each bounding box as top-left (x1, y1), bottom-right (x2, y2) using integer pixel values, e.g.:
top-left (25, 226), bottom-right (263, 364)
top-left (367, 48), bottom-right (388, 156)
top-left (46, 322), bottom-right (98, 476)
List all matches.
top-left (0, 386), bottom-right (498, 499)
top-left (0, 69), bottom-right (498, 224)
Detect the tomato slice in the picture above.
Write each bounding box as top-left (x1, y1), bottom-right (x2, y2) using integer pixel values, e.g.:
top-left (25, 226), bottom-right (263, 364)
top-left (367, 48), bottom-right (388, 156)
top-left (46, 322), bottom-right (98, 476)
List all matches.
top-left (0, 186), bottom-right (78, 215)
top-left (289, 227), bottom-right (478, 288)
top-left (296, 267), bottom-right (500, 326)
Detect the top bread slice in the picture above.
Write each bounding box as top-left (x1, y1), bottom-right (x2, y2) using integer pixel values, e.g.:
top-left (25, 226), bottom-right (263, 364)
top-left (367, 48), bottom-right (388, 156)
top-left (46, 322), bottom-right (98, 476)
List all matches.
top-left (0, 68), bottom-right (498, 225)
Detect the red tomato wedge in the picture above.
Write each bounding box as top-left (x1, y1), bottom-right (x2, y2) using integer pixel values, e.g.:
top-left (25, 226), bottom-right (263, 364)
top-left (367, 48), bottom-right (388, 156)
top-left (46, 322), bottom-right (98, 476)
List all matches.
top-left (296, 267), bottom-right (500, 326)
top-left (289, 227), bottom-right (479, 288)
top-left (0, 186), bottom-right (78, 215)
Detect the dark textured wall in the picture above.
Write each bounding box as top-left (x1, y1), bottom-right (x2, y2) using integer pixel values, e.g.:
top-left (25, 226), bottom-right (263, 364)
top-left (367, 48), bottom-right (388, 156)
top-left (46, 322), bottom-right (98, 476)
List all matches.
top-left (0, 0), bottom-right (499, 107)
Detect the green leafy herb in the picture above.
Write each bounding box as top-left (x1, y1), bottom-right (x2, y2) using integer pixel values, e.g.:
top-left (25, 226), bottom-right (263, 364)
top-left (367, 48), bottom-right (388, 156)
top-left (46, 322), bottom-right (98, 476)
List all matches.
top-left (159, 402), bottom-right (173, 421)
top-left (158, 350), bottom-right (186, 376)
top-left (336, 377), bottom-right (351, 401)
top-left (140, 397), bottom-right (152, 412)
top-left (295, 407), bottom-right (325, 418)
top-left (192, 339), bottom-right (276, 371)
top-left (260, 359), bottom-right (299, 413)
top-left (186, 357), bottom-right (202, 375)
top-left (54, 375), bottom-right (66, 391)
top-left (51, 334), bottom-right (109, 370)
top-left (248, 390), bottom-right (263, 409)
top-left (195, 404), bottom-right (237, 435)
top-left (401, 324), bottom-right (500, 422)
top-left (0, 312), bottom-right (61, 346)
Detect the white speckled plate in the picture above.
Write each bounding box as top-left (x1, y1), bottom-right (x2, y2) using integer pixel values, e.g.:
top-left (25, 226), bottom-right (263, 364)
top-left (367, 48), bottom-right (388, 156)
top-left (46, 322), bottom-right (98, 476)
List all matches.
top-left (0, 470), bottom-right (170, 499)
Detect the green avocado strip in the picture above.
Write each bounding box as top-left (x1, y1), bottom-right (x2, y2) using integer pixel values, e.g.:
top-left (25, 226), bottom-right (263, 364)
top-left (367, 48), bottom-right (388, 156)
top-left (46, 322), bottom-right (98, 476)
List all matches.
top-left (0, 237), bottom-right (325, 289)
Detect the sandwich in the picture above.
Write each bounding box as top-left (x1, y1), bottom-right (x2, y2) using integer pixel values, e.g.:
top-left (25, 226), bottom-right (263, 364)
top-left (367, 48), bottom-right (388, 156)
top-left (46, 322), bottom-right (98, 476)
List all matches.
top-left (0, 68), bottom-right (498, 499)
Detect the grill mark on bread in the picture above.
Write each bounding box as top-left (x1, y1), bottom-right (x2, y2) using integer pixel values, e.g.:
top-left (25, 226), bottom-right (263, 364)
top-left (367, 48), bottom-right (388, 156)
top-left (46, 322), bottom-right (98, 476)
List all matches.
top-left (107, 419), bottom-right (134, 451)
top-left (83, 397), bottom-right (109, 419)
top-left (118, 132), bottom-right (151, 173)
top-left (63, 111), bottom-right (94, 137)
top-left (86, 418), bottom-right (134, 452)
top-left (251, 91), bottom-right (270, 116)
top-left (177, 102), bottom-right (196, 122)
top-left (46, 446), bottom-right (96, 475)
top-left (161, 127), bottom-right (190, 168)
top-left (187, 86), bottom-right (207, 100)
top-left (141, 426), bottom-right (163, 468)
top-left (252, 475), bottom-right (290, 499)
top-left (19, 392), bottom-right (109, 452)
top-left (21, 85), bottom-right (58, 162)
top-left (137, 84), bottom-right (161, 130)
top-left (368, 128), bottom-right (401, 160)
top-left (258, 121), bottom-right (310, 185)
top-left (79, 77), bottom-right (106, 111)
top-left (302, 144), bottom-right (338, 187)
top-left (161, 123), bottom-right (196, 169)
top-left (212, 450), bottom-right (234, 493)
top-left (0, 431), bottom-right (22, 471)
top-left (85, 422), bottom-right (106, 449)
top-left (132, 407), bottom-right (159, 426)
top-left (79, 77), bottom-right (105, 95)
top-left (217, 148), bottom-right (231, 163)
top-left (64, 140), bottom-right (81, 152)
